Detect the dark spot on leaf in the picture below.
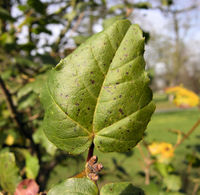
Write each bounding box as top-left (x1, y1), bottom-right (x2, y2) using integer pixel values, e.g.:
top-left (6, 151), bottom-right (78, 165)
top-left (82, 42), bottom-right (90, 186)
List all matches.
top-left (119, 127), bottom-right (122, 129)
top-left (126, 72), bottom-right (129, 75)
top-left (90, 71), bottom-right (93, 74)
top-left (88, 107), bottom-right (90, 110)
top-left (127, 129), bottom-right (130, 132)
top-left (119, 108), bottom-right (124, 115)
top-left (90, 121), bottom-right (92, 124)
top-left (103, 63), bottom-right (106, 66)
top-left (113, 97), bottom-right (116, 100)
top-left (100, 141), bottom-right (102, 144)
top-left (116, 82), bottom-right (119, 85)
top-left (123, 47), bottom-right (126, 50)
top-left (124, 54), bottom-right (128, 57)
top-left (65, 94), bottom-right (69, 98)
top-left (75, 103), bottom-right (79, 106)
top-left (119, 95), bottom-right (122, 98)
top-left (78, 108), bottom-right (80, 111)
top-left (65, 112), bottom-right (68, 115)
top-left (90, 79), bottom-right (95, 84)
top-left (80, 98), bottom-right (83, 101)
top-left (60, 93), bottom-right (63, 96)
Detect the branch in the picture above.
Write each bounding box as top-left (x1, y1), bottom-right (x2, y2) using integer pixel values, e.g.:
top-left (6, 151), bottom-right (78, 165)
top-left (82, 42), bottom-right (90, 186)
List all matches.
top-left (0, 76), bottom-right (22, 129)
top-left (137, 143), bottom-right (154, 185)
top-left (0, 76), bottom-right (40, 156)
top-left (70, 12), bottom-right (85, 35)
top-left (174, 118), bottom-right (200, 149)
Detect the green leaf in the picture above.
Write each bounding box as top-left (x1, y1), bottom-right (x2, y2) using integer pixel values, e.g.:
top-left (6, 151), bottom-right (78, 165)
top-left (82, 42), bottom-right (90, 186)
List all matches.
top-left (142, 183), bottom-right (160, 195)
top-left (134, 2), bottom-right (152, 9)
top-left (15, 149), bottom-right (40, 179)
top-left (47, 178), bottom-right (98, 195)
top-left (103, 16), bottom-right (125, 29)
top-left (159, 192), bottom-right (185, 195)
top-left (0, 152), bottom-right (22, 194)
top-left (18, 93), bottom-right (38, 110)
top-left (18, 73), bottom-right (48, 99)
top-left (41, 19), bottom-right (155, 155)
top-left (73, 35), bottom-right (90, 46)
top-left (0, 8), bottom-right (15, 21)
top-left (154, 163), bottom-right (173, 177)
top-left (27, 0), bottom-right (46, 14)
top-left (161, 0), bottom-right (173, 6)
top-left (163, 175), bottom-right (182, 191)
top-left (100, 182), bottom-right (144, 195)
top-left (25, 153), bottom-right (39, 179)
top-left (33, 127), bottom-right (57, 155)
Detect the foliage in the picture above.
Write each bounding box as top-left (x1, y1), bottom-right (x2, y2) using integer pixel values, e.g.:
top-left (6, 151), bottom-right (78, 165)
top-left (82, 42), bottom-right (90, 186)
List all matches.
top-left (0, 0), bottom-right (199, 194)
top-left (0, 152), bottom-right (22, 194)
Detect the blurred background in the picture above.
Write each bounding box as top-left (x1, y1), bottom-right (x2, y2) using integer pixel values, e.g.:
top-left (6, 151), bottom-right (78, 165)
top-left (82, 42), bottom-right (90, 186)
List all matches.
top-left (0, 0), bottom-right (200, 194)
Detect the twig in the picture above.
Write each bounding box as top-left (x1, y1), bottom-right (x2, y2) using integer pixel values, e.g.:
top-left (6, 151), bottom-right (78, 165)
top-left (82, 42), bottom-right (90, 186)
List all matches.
top-left (70, 12), bottom-right (85, 35)
top-left (0, 76), bottom-right (21, 128)
top-left (87, 142), bottom-right (94, 162)
top-left (174, 119), bottom-right (200, 149)
top-left (137, 143), bottom-right (154, 185)
top-left (0, 76), bottom-right (40, 157)
top-left (192, 183), bottom-right (199, 195)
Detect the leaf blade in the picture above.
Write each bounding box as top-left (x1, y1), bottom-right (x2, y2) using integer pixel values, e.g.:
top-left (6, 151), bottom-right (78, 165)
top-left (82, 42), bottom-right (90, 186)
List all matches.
top-left (47, 178), bottom-right (98, 195)
top-left (0, 152), bottom-right (21, 194)
top-left (41, 19), bottom-right (155, 154)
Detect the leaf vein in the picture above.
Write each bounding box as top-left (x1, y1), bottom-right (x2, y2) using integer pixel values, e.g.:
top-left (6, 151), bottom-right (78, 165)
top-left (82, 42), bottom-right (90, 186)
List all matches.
top-left (92, 25), bottom-right (131, 131)
top-left (46, 81), bottom-right (90, 135)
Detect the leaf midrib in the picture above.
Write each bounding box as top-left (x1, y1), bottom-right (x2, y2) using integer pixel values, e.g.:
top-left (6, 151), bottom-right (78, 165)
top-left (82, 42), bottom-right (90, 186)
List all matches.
top-left (92, 24), bottom-right (131, 133)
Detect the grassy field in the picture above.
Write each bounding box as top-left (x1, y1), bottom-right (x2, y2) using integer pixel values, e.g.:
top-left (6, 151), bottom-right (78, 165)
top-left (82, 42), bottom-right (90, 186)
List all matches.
top-left (47, 94), bottom-right (200, 191)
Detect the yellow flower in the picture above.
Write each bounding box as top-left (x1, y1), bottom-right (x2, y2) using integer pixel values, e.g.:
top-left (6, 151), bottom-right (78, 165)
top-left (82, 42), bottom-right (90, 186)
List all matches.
top-left (148, 142), bottom-right (174, 162)
top-left (159, 142), bottom-right (174, 158)
top-left (165, 86), bottom-right (199, 107)
top-left (5, 134), bottom-right (15, 146)
top-left (148, 142), bottom-right (162, 155)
